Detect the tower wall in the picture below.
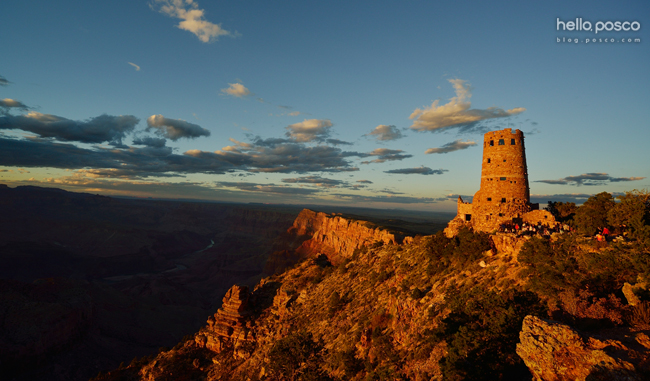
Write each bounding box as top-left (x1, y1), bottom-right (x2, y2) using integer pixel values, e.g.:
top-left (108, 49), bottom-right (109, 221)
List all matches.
top-left (471, 128), bottom-right (531, 231)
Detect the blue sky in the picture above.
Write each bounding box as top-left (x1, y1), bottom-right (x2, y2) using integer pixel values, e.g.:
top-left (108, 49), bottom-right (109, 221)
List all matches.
top-left (1, 0), bottom-right (648, 211)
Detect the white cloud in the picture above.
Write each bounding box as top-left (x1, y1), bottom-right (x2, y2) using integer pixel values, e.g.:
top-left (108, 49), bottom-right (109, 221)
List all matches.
top-left (367, 124), bottom-right (403, 141)
top-left (410, 79), bottom-right (525, 132)
top-left (127, 62), bottom-right (141, 71)
top-left (221, 82), bottom-right (251, 98)
top-left (151, 0), bottom-right (231, 43)
top-left (285, 119), bottom-right (333, 142)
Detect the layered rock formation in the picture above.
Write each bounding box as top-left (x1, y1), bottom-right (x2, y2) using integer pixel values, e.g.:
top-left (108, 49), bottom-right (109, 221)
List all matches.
top-left (517, 315), bottom-right (650, 380)
top-left (266, 209), bottom-right (403, 271)
top-left (195, 285), bottom-right (254, 355)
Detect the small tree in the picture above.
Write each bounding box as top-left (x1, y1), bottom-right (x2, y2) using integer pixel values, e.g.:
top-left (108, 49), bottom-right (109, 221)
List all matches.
top-left (546, 201), bottom-right (577, 223)
top-left (574, 192), bottom-right (615, 235)
top-left (608, 190), bottom-right (650, 239)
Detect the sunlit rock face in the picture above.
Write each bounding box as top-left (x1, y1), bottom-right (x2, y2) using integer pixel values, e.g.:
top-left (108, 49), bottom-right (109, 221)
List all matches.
top-left (196, 285), bottom-right (253, 354)
top-left (267, 209), bottom-right (402, 270)
top-left (517, 315), bottom-right (650, 381)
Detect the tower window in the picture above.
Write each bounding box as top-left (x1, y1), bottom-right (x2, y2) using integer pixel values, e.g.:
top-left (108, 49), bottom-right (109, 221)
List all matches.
top-left (498, 213), bottom-right (504, 217)
top-left (511, 138), bottom-right (516, 145)
top-left (487, 158), bottom-right (491, 163)
top-left (501, 198), bottom-right (506, 203)
top-left (489, 140), bottom-right (494, 146)
top-left (487, 197), bottom-right (492, 201)
top-left (503, 159), bottom-right (506, 162)
top-left (500, 177), bottom-right (506, 180)
top-left (498, 139), bottom-right (505, 145)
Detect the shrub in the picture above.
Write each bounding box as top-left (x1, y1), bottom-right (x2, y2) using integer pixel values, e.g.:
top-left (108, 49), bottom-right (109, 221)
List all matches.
top-left (546, 201), bottom-right (577, 223)
top-left (329, 349), bottom-right (363, 377)
top-left (433, 289), bottom-right (544, 380)
top-left (518, 237), bottom-right (577, 296)
top-left (411, 287), bottom-right (425, 299)
top-left (267, 330), bottom-right (330, 380)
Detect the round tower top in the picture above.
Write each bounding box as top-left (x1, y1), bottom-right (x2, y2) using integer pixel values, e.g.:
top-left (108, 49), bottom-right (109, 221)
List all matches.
top-left (483, 128), bottom-right (524, 142)
top-left (483, 128), bottom-right (524, 141)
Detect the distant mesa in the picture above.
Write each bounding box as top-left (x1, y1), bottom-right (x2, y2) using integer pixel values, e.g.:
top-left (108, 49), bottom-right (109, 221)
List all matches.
top-left (445, 128), bottom-right (556, 236)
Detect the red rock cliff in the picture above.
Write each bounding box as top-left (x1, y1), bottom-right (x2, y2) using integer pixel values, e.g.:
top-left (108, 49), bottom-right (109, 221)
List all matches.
top-left (265, 209), bottom-right (402, 272)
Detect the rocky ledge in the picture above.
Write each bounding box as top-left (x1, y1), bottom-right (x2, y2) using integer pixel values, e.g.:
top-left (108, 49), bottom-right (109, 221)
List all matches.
top-left (517, 315), bottom-right (650, 381)
top-left (195, 285), bottom-right (254, 357)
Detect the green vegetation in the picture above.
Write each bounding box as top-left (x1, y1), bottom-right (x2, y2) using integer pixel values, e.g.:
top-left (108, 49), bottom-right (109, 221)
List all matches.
top-left (267, 330), bottom-right (331, 381)
top-left (546, 201), bottom-right (577, 223)
top-left (574, 192), bottom-right (616, 235)
top-left (433, 289), bottom-right (544, 380)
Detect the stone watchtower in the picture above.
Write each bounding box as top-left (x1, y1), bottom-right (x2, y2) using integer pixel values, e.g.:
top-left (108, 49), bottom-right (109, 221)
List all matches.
top-left (448, 128), bottom-right (555, 235)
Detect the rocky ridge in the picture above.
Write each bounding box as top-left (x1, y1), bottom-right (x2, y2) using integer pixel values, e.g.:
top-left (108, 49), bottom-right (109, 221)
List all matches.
top-left (93, 213), bottom-right (650, 381)
top-left (264, 209), bottom-right (405, 274)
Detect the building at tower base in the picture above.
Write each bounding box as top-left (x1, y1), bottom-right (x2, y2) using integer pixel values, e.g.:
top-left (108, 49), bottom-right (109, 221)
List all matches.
top-left (445, 128), bottom-right (555, 236)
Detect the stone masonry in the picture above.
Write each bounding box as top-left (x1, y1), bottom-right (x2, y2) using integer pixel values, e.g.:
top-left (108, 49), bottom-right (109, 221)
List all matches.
top-left (446, 128), bottom-right (555, 235)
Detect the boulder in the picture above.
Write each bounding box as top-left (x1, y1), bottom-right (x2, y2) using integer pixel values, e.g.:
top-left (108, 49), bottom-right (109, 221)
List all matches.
top-left (517, 315), bottom-right (650, 381)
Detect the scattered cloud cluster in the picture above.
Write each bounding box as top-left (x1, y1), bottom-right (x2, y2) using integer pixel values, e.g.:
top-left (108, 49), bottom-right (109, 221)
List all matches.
top-left (361, 148), bottom-right (412, 164)
top-left (367, 124), bottom-right (403, 141)
top-left (410, 79), bottom-right (525, 133)
top-left (221, 83), bottom-right (251, 98)
top-left (384, 166), bottom-right (448, 175)
top-left (214, 179), bottom-right (438, 204)
top-left (0, 111), bottom-right (139, 145)
top-left (216, 181), bottom-right (321, 195)
top-left (0, 80), bottom-right (462, 206)
top-left (280, 175), bottom-right (369, 191)
top-left (281, 176), bottom-right (345, 188)
top-left (151, 0), bottom-right (231, 43)
top-left (425, 139), bottom-right (477, 154)
top-left (146, 114), bottom-right (211, 140)
top-left (285, 119), bottom-right (333, 142)
top-left (0, 136), bottom-right (234, 178)
top-left (536, 173), bottom-right (645, 186)
top-left (0, 75), bottom-right (10, 86)
top-left (201, 135), bottom-right (362, 173)
top-left (330, 193), bottom-right (441, 204)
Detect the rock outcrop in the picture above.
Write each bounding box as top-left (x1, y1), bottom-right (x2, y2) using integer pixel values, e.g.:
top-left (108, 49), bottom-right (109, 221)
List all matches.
top-left (490, 233), bottom-right (531, 257)
top-left (195, 285), bottom-right (254, 355)
top-left (517, 315), bottom-right (650, 380)
top-left (267, 209), bottom-right (402, 269)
